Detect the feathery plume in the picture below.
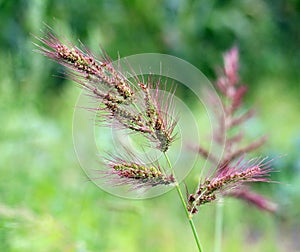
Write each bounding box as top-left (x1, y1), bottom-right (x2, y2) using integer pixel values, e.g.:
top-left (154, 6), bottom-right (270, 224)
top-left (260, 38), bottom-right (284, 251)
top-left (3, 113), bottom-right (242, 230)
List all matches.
top-left (34, 30), bottom-right (176, 152)
top-left (193, 46), bottom-right (275, 212)
top-left (101, 156), bottom-right (175, 189)
top-left (187, 157), bottom-right (272, 214)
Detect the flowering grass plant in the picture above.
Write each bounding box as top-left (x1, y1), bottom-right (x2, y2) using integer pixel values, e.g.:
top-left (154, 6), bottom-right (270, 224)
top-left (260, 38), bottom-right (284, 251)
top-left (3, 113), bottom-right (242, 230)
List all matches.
top-left (35, 28), bottom-right (276, 251)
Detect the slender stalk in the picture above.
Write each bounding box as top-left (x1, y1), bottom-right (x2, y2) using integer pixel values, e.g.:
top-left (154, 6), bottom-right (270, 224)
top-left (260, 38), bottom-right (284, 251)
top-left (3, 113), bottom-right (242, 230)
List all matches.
top-left (214, 199), bottom-right (224, 252)
top-left (164, 152), bottom-right (204, 252)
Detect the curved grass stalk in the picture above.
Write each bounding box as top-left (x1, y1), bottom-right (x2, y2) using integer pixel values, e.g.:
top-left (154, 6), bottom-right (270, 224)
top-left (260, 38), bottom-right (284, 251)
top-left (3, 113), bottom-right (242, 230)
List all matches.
top-left (214, 199), bottom-right (224, 252)
top-left (164, 153), bottom-right (203, 252)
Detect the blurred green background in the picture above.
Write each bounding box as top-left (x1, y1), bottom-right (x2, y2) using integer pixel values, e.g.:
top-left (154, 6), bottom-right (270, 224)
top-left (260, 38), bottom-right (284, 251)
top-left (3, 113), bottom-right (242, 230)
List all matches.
top-left (0, 0), bottom-right (300, 251)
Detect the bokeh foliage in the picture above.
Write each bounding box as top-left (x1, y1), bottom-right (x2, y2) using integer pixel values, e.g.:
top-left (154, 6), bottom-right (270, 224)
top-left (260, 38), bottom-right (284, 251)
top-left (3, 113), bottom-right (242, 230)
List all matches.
top-left (0, 0), bottom-right (299, 251)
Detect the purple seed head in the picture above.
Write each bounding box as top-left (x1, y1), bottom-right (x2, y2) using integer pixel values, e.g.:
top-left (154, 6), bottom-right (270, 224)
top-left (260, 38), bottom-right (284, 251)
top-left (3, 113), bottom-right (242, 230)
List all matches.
top-left (34, 30), bottom-right (177, 152)
top-left (187, 157), bottom-right (273, 214)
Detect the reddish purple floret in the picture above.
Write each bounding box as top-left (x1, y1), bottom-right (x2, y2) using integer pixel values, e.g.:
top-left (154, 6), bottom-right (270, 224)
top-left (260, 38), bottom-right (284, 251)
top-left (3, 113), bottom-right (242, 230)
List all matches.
top-left (187, 157), bottom-right (273, 214)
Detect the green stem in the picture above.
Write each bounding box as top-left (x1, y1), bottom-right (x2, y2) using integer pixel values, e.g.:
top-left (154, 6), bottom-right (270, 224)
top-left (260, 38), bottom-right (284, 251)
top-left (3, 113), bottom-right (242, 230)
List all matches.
top-left (163, 153), bottom-right (204, 252)
top-left (214, 199), bottom-right (224, 252)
